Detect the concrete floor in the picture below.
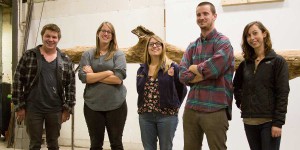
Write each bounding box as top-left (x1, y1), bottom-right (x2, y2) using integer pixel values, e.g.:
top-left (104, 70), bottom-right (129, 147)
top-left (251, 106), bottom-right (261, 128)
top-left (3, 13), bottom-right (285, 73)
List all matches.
top-left (0, 138), bottom-right (88, 150)
top-left (0, 136), bottom-right (143, 150)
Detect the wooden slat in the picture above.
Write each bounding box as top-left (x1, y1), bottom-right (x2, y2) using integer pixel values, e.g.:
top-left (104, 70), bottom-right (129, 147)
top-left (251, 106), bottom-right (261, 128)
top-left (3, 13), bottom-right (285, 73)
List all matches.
top-left (222, 0), bottom-right (284, 6)
top-left (221, 0), bottom-right (247, 6)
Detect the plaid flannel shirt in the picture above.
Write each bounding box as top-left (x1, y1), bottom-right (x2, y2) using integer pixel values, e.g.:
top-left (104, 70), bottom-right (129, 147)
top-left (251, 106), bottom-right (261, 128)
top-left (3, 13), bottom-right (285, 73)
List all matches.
top-left (179, 29), bottom-right (234, 120)
top-left (12, 45), bottom-right (76, 113)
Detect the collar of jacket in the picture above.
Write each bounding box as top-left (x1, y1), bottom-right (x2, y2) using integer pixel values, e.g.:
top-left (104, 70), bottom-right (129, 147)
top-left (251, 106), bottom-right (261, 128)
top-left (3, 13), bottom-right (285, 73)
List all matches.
top-left (248, 49), bottom-right (277, 63)
top-left (264, 49), bottom-right (277, 60)
top-left (139, 63), bottom-right (169, 75)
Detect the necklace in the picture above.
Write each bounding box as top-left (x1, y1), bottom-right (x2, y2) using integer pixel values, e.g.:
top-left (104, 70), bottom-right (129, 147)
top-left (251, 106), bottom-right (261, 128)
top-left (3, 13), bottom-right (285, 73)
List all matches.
top-left (255, 56), bottom-right (264, 62)
top-left (99, 50), bottom-right (108, 56)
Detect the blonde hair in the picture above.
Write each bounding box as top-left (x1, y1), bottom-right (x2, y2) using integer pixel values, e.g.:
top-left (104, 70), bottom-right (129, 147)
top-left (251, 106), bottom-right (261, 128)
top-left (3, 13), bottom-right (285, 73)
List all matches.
top-left (143, 35), bottom-right (172, 79)
top-left (95, 21), bottom-right (118, 60)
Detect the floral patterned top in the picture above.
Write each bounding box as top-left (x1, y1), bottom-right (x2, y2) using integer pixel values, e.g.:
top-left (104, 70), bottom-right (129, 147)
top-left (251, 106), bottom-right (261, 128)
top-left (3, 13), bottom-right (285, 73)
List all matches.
top-left (138, 76), bottom-right (179, 115)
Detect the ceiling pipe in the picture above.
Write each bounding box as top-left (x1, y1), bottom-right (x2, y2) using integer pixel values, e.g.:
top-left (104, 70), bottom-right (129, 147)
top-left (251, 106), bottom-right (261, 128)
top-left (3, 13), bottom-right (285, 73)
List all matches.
top-left (22, 0), bottom-right (34, 53)
top-left (0, 7), bottom-right (2, 82)
top-left (18, 0), bottom-right (24, 32)
top-left (12, 0), bottom-right (18, 73)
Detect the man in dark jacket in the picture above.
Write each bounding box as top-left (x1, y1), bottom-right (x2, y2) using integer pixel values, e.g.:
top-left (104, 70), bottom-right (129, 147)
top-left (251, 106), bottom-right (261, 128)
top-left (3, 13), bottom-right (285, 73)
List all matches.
top-left (12, 24), bottom-right (76, 150)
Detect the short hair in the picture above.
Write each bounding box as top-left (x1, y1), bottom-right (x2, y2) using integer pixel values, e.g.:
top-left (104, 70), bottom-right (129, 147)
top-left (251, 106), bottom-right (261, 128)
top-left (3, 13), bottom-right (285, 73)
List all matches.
top-left (197, 1), bottom-right (216, 14)
top-left (241, 21), bottom-right (272, 60)
top-left (41, 23), bottom-right (61, 39)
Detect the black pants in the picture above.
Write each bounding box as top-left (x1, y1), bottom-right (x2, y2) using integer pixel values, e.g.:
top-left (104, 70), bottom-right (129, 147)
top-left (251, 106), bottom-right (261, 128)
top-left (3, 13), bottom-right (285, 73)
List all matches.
top-left (25, 111), bottom-right (62, 150)
top-left (244, 122), bottom-right (281, 150)
top-left (84, 101), bottom-right (127, 150)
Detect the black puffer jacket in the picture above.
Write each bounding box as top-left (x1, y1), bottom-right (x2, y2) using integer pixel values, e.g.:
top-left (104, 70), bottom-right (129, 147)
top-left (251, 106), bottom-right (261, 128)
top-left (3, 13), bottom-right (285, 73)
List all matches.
top-left (233, 50), bottom-right (290, 128)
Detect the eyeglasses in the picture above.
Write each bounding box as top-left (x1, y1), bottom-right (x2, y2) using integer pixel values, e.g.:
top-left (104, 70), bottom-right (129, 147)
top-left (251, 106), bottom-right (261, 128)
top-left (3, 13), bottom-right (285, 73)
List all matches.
top-left (100, 29), bottom-right (112, 35)
top-left (148, 42), bottom-right (162, 47)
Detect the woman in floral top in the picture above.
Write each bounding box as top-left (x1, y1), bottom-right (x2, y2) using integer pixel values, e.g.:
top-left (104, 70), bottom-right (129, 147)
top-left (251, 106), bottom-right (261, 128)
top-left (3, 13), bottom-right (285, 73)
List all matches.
top-left (136, 35), bottom-right (187, 150)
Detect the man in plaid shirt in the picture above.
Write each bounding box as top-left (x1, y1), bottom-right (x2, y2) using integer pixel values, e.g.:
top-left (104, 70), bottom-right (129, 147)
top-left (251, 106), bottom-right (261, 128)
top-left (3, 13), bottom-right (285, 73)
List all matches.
top-left (12, 24), bottom-right (75, 150)
top-left (179, 2), bottom-right (234, 150)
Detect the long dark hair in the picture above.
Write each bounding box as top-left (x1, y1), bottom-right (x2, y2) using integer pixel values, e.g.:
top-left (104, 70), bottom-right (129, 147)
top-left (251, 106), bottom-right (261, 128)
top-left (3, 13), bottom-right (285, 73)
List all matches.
top-left (241, 21), bottom-right (272, 60)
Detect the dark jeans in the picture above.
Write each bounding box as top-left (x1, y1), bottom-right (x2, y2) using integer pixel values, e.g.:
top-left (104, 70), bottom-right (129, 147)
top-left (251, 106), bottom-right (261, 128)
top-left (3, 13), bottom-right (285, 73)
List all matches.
top-left (244, 122), bottom-right (281, 150)
top-left (84, 101), bottom-right (127, 150)
top-left (25, 111), bottom-right (62, 150)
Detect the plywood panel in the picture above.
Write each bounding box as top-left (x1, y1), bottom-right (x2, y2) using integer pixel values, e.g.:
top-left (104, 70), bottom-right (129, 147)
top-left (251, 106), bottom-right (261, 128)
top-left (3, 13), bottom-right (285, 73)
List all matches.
top-left (222, 0), bottom-right (284, 6)
top-left (248, 0), bottom-right (284, 3)
top-left (222, 0), bottom-right (247, 6)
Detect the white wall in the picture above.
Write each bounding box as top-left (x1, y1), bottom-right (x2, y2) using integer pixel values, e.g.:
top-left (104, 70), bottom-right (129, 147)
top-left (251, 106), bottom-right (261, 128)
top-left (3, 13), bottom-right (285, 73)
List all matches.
top-left (165, 0), bottom-right (300, 51)
top-left (27, 0), bottom-right (165, 49)
top-left (1, 8), bottom-right (12, 83)
top-left (22, 0), bottom-right (299, 149)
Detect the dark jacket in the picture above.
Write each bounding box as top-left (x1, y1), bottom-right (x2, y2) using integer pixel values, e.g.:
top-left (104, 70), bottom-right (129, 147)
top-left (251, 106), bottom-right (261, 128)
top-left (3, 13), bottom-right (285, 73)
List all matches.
top-left (12, 45), bottom-right (76, 113)
top-left (233, 50), bottom-right (289, 128)
top-left (136, 63), bottom-right (187, 109)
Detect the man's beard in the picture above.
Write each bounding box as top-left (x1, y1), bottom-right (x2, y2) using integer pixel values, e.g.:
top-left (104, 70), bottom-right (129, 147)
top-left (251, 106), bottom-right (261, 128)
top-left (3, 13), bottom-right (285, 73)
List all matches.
top-left (199, 22), bottom-right (212, 31)
top-left (200, 26), bottom-right (210, 31)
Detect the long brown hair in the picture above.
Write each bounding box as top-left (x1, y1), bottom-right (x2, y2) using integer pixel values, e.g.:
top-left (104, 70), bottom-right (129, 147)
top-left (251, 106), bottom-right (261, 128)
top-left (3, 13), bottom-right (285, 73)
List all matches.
top-left (241, 21), bottom-right (272, 60)
top-left (143, 35), bottom-right (172, 79)
top-left (95, 21), bottom-right (118, 60)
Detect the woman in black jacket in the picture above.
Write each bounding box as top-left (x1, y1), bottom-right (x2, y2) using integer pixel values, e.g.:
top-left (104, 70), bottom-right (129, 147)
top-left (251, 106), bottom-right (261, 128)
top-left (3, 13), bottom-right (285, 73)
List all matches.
top-left (233, 21), bottom-right (290, 150)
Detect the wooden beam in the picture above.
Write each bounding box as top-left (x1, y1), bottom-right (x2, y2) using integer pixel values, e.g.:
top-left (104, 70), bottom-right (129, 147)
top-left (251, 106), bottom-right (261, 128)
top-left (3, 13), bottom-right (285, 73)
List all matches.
top-left (61, 26), bottom-right (300, 80)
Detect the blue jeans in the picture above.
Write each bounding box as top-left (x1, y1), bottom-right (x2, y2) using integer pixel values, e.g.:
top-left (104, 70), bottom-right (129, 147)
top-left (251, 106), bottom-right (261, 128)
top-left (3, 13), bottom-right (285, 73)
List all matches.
top-left (25, 111), bottom-right (62, 150)
top-left (244, 122), bottom-right (281, 150)
top-left (139, 112), bottom-right (178, 150)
